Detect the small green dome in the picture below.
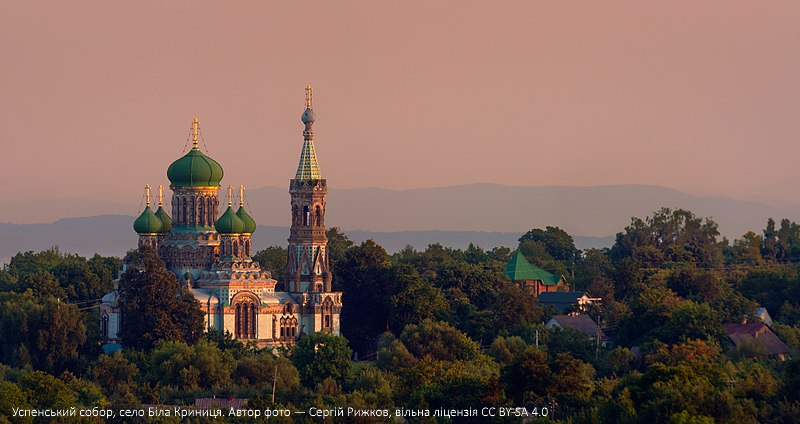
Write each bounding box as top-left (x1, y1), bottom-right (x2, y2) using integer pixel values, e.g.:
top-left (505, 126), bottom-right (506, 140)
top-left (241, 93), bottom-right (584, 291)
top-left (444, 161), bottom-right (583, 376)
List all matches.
top-left (215, 206), bottom-right (245, 234)
top-left (167, 148), bottom-right (224, 188)
top-left (133, 206), bottom-right (163, 234)
top-left (236, 206), bottom-right (257, 234)
top-left (155, 206), bottom-right (173, 232)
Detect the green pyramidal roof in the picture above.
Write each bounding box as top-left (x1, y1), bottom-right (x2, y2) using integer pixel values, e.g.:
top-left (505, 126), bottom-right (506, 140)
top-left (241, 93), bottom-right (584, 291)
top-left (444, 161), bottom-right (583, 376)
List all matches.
top-left (295, 138), bottom-right (321, 180)
top-left (504, 250), bottom-right (565, 286)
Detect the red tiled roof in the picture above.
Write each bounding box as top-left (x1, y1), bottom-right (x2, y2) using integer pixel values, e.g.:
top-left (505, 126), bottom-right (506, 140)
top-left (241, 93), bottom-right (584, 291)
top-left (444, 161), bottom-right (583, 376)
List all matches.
top-left (722, 323), bottom-right (789, 356)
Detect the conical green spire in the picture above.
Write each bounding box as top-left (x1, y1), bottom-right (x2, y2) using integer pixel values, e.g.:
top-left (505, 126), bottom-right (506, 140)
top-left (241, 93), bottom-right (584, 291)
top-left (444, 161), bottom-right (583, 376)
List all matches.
top-left (295, 85), bottom-right (322, 180)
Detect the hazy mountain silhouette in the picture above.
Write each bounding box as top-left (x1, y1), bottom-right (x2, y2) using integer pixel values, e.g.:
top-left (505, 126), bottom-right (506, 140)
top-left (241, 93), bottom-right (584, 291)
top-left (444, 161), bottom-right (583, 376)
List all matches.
top-left (3, 184), bottom-right (799, 262)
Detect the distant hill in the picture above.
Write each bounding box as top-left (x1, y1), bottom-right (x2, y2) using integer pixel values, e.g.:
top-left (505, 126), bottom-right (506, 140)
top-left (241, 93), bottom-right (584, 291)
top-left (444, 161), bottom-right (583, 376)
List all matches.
top-left (0, 216), bottom-right (612, 264)
top-left (3, 183), bottom-right (799, 262)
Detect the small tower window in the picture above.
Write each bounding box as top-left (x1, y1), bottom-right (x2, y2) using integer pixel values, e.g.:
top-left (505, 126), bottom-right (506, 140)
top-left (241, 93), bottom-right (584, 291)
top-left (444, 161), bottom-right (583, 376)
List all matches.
top-left (315, 205), bottom-right (322, 226)
top-left (303, 205), bottom-right (310, 226)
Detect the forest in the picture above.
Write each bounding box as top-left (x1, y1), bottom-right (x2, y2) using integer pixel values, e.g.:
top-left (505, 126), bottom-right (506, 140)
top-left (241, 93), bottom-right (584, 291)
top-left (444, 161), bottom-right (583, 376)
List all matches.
top-left (1, 207), bottom-right (799, 423)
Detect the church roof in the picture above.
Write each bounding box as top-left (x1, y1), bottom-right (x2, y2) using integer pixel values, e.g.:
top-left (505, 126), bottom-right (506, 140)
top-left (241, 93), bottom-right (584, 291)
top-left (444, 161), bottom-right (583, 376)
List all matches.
top-left (504, 250), bottom-right (565, 285)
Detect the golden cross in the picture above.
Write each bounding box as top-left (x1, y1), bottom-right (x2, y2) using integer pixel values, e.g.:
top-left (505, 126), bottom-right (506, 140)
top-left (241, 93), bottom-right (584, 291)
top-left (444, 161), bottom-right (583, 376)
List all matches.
top-left (305, 85), bottom-right (312, 108)
top-left (192, 118), bottom-right (199, 147)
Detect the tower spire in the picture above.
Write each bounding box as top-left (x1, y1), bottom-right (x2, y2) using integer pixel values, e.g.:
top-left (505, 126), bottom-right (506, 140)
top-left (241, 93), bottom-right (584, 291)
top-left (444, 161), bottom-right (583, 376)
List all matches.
top-left (158, 184), bottom-right (164, 207)
top-left (239, 184), bottom-right (245, 207)
top-left (192, 118), bottom-right (199, 149)
top-left (227, 185), bottom-right (233, 206)
top-left (296, 85), bottom-right (321, 180)
top-left (145, 184), bottom-right (151, 207)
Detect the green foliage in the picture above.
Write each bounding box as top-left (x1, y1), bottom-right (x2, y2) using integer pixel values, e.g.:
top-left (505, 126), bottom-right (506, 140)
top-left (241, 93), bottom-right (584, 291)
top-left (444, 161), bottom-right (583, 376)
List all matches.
top-left (388, 265), bottom-right (449, 333)
top-left (546, 327), bottom-right (597, 363)
top-left (610, 208), bottom-right (722, 268)
top-left (117, 247), bottom-right (204, 350)
top-left (0, 291), bottom-right (87, 373)
top-left (87, 351), bottom-right (138, 394)
top-left (7, 248), bottom-right (116, 302)
top-left (0, 381), bottom-right (31, 423)
top-left (292, 332), bottom-right (352, 387)
top-left (252, 245), bottom-right (288, 281)
top-left (233, 352), bottom-right (300, 393)
top-left (337, 240), bottom-right (393, 355)
top-left (400, 319), bottom-right (481, 362)
top-left (326, 227), bottom-right (353, 268)
top-left (519, 226), bottom-right (579, 263)
top-left (145, 339), bottom-right (234, 390)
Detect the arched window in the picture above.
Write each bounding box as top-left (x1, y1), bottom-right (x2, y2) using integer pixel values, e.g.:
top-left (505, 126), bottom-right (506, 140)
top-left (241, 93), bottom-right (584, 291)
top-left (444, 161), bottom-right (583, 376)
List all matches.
top-left (234, 294), bottom-right (258, 339)
top-left (303, 205), bottom-right (310, 226)
top-left (190, 197), bottom-right (196, 225)
top-left (181, 197), bottom-right (187, 225)
top-left (198, 199), bottom-right (205, 226)
top-left (323, 297), bottom-right (334, 333)
top-left (207, 197), bottom-right (214, 225)
top-left (315, 205), bottom-right (322, 226)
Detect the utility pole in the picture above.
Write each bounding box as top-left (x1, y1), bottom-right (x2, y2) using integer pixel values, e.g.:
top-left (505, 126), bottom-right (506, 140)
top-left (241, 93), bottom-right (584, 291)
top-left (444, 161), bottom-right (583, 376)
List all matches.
top-left (271, 365), bottom-right (277, 403)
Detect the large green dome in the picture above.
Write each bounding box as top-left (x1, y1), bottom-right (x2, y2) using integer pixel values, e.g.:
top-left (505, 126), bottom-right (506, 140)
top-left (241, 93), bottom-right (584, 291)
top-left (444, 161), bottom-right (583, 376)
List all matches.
top-left (155, 206), bottom-right (173, 232)
top-left (236, 206), bottom-right (257, 234)
top-left (133, 206), bottom-right (163, 234)
top-left (215, 206), bottom-right (245, 234)
top-left (167, 147), bottom-right (224, 188)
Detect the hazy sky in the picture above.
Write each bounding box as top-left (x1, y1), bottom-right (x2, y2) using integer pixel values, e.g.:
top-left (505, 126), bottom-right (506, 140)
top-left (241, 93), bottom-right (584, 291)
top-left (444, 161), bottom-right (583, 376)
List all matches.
top-left (2, 1), bottom-right (800, 207)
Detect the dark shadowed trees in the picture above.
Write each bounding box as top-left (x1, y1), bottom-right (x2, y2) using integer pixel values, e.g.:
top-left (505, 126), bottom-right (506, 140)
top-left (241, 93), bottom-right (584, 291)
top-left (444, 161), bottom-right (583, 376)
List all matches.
top-left (117, 247), bottom-right (204, 351)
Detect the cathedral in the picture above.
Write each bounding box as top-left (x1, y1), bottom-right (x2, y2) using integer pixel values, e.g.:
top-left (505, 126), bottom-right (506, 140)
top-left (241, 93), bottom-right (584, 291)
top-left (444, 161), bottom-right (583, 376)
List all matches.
top-left (100, 87), bottom-right (342, 347)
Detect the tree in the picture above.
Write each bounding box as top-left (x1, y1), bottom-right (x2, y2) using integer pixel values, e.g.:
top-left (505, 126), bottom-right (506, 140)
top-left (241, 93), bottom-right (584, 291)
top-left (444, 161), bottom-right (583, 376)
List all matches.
top-left (610, 208), bottom-right (722, 268)
top-left (519, 226), bottom-right (579, 263)
top-left (292, 332), bottom-right (352, 387)
top-left (252, 246), bottom-right (288, 281)
top-left (388, 265), bottom-right (449, 333)
top-left (336, 240), bottom-right (394, 355)
top-left (145, 340), bottom-right (234, 389)
top-left (0, 291), bottom-right (87, 373)
top-left (117, 247), bottom-right (204, 350)
top-left (326, 227), bottom-right (353, 267)
top-left (400, 319), bottom-right (481, 362)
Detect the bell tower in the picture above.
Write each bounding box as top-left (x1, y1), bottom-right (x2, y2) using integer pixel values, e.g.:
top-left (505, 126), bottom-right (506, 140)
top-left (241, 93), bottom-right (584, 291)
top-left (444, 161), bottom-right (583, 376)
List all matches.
top-left (285, 86), bottom-right (333, 293)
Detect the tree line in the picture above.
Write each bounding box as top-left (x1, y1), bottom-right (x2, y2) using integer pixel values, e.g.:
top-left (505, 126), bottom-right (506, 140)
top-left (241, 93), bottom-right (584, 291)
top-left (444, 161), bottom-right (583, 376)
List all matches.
top-left (0, 208), bottom-right (799, 422)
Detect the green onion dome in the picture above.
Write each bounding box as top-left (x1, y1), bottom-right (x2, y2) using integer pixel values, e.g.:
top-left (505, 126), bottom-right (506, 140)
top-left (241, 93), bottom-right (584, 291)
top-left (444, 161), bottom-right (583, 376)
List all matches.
top-left (215, 206), bottom-right (245, 234)
top-left (155, 206), bottom-right (173, 232)
top-left (133, 206), bottom-right (163, 234)
top-left (236, 206), bottom-right (257, 234)
top-left (167, 147), bottom-right (224, 188)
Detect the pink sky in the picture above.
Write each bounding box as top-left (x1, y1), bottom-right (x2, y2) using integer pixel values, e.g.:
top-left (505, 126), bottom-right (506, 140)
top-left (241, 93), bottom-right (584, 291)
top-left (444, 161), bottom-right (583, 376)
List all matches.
top-left (2, 1), bottom-right (800, 207)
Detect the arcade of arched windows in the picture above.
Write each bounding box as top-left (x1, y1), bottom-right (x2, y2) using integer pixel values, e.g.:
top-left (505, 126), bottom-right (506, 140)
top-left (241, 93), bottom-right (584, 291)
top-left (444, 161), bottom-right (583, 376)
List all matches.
top-left (292, 203), bottom-right (325, 227)
top-left (279, 316), bottom-right (298, 340)
top-left (219, 238), bottom-right (252, 258)
top-left (170, 194), bottom-right (218, 226)
top-left (234, 296), bottom-right (258, 339)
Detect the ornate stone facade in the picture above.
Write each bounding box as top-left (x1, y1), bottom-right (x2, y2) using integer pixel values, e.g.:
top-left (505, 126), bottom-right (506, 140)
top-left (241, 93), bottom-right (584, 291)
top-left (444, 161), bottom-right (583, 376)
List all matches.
top-left (101, 89), bottom-right (343, 347)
